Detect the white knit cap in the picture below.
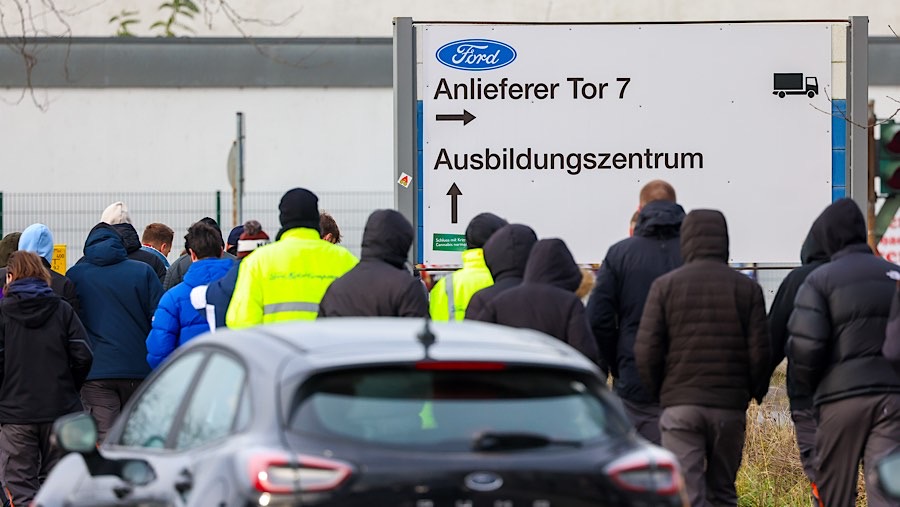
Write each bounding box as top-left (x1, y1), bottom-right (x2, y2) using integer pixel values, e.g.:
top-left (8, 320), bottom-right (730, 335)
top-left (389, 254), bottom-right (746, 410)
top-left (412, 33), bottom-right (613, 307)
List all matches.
top-left (100, 201), bottom-right (131, 225)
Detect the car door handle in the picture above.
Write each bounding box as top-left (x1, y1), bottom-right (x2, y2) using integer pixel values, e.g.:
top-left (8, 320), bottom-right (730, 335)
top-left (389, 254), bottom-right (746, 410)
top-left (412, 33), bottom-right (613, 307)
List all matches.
top-left (113, 484), bottom-right (133, 499)
top-left (174, 468), bottom-right (193, 494)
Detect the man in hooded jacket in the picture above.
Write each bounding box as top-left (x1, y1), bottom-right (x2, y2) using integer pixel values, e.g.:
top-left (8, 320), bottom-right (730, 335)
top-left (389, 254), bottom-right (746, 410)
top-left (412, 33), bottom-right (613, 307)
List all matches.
top-left (66, 223), bottom-right (163, 441)
top-left (0, 224), bottom-right (80, 314)
top-left (787, 198), bottom-right (900, 507)
top-left (318, 210), bottom-right (427, 317)
top-left (766, 227), bottom-right (829, 496)
top-left (635, 209), bottom-right (770, 507)
top-left (587, 181), bottom-right (684, 444)
top-left (465, 224), bottom-right (538, 320)
top-left (476, 238), bottom-right (601, 367)
top-left (430, 212), bottom-right (508, 321)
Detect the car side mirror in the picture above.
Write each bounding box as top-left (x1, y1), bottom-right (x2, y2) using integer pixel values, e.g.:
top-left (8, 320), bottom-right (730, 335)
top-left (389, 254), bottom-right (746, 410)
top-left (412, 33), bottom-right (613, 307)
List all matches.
top-left (52, 412), bottom-right (157, 487)
top-left (879, 452), bottom-right (900, 499)
top-left (53, 412), bottom-right (98, 454)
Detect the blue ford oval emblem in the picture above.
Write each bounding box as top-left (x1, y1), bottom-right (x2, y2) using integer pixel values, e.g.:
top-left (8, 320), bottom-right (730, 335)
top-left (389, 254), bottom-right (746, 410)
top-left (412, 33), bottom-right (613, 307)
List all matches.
top-left (464, 471), bottom-right (504, 492)
top-left (436, 39), bottom-right (517, 71)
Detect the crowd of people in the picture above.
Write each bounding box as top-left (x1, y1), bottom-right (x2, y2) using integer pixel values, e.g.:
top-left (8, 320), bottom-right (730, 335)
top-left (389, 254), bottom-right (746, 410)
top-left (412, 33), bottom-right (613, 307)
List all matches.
top-left (0, 182), bottom-right (898, 506)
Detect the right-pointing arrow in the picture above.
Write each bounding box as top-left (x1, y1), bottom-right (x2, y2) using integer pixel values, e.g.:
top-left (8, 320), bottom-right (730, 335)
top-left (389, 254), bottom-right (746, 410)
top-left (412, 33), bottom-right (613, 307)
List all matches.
top-left (436, 110), bottom-right (476, 126)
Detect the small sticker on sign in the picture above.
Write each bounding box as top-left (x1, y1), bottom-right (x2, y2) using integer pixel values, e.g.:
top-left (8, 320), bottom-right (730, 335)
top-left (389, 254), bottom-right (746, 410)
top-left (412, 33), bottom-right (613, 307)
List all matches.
top-left (398, 173), bottom-right (412, 188)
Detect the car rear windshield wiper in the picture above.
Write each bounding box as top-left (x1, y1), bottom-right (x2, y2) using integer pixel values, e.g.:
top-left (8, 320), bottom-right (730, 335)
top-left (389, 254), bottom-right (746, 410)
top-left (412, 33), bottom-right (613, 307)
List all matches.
top-left (471, 432), bottom-right (583, 452)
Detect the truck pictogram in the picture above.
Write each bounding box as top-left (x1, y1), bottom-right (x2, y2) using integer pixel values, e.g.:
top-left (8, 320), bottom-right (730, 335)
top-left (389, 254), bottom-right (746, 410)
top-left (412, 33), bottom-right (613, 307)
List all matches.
top-left (773, 73), bottom-right (818, 98)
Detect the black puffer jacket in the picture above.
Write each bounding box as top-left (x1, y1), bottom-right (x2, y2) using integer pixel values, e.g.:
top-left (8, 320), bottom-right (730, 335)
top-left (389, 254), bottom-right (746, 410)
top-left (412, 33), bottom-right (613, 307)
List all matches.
top-left (767, 231), bottom-right (828, 410)
top-left (318, 210), bottom-right (427, 317)
top-left (587, 200), bottom-right (684, 403)
top-left (466, 224), bottom-right (537, 320)
top-left (112, 223), bottom-right (167, 284)
top-left (0, 279), bottom-right (92, 424)
top-left (787, 198), bottom-right (900, 406)
top-left (477, 239), bottom-right (601, 366)
top-left (635, 209), bottom-right (770, 409)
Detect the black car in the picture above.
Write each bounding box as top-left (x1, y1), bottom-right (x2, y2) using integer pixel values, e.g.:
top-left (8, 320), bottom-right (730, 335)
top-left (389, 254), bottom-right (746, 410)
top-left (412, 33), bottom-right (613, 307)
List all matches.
top-left (36, 318), bottom-right (687, 506)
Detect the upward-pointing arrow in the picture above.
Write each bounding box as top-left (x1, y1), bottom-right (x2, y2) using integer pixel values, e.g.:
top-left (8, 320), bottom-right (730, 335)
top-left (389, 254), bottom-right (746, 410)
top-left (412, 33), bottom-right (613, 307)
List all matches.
top-left (447, 183), bottom-right (462, 224)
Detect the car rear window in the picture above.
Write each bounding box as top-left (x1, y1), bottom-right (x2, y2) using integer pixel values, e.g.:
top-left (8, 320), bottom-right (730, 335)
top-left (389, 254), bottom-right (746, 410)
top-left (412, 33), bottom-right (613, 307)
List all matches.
top-left (289, 367), bottom-right (626, 450)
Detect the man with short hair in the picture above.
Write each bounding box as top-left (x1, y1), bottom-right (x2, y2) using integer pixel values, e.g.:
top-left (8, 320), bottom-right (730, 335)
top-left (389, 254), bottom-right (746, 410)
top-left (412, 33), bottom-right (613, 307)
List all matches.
top-left (141, 223), bottom-right (174, 268)
top-left (164, 217), bottom-right (236, 291)
top-left (226, 188), bottom-right (358, 327)
top-left (429, 212), bottom-right (508, 321)
top-left (146, 222), bottom-right (233, 368)
top-left (587, 179), bottom-right (684, 444)
top-left (320, 211), bottom-right (341, 244)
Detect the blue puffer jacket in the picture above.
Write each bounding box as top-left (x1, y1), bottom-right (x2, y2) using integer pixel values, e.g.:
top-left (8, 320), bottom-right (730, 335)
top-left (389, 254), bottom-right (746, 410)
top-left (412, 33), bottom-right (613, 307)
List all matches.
top-left (67, 223), bottom-right (163, 380)
top-left (146, 258), bottom-right (234, 368)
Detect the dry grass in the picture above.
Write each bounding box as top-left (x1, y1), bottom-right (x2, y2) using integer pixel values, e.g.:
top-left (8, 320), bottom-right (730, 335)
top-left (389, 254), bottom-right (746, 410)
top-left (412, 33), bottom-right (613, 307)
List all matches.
top-left (737, 363), bottom-right (867, 506)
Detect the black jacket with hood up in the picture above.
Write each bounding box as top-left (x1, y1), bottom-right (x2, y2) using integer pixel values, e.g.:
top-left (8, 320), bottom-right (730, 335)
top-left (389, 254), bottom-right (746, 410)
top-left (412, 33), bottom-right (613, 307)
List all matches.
top-left (465, 224), bottom-right (538, 321)
top-left (635, 209), bottom-right (771, 409)
top-left (477, 239), bottom-right (601, 366)
top-left (318, 210), bottom-right (427, 317)
top-left (586, 199), bottom-right (684, 404)
top-left (0, 278), bottom-right (92, 423)
top-left (787, 198), bottom-right (900, 406)
top-left (113, 223), bottom-right (168, 284)
top-left (767, 230), bottom-right (828, 411)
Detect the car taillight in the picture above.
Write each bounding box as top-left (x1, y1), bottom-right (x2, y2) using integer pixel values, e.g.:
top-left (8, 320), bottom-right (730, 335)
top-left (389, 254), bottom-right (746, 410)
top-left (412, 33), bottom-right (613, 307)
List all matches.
top-left (249, 452), bottom-right (352, 495)
top-left (415, 361), bottom-right (506, 371)
top-left (606, 450), bottom-right (683, 496)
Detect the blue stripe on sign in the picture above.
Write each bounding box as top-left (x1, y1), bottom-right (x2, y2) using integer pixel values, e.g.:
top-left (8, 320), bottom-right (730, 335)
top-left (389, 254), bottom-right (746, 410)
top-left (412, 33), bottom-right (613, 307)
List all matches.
top-left (417, 100), bottom-right (424, 264)
top-left (832, 99), bottom-right (847, 202)
top-left (832, 100), bottom-right (847, 149)
top-left (832, 149), bottom-right (846, 187)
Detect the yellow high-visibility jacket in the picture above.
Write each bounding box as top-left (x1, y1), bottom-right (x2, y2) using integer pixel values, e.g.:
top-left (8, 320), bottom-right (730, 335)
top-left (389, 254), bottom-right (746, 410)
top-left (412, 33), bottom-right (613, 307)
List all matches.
top-left (225, 227), bottom-right (358, 328)
top-left (429, 248), bottom-right (493, 321)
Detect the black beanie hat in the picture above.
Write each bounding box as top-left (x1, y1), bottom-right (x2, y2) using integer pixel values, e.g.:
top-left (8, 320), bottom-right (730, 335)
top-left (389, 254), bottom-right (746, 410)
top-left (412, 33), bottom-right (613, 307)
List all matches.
top-left (465, 212), bottom-right (508, 249)
top-left (277, 188), bottom-right (320, 240)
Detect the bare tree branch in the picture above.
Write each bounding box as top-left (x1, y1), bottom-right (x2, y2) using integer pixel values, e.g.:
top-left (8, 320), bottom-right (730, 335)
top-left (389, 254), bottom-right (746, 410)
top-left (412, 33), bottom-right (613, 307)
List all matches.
top-left (809, 86), bottom-right (900, 129)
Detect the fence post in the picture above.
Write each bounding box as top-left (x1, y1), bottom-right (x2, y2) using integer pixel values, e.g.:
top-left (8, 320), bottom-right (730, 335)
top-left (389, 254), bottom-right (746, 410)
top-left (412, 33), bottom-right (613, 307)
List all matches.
top-left (215, 191), bottom-right (222, 228)
top-left (0, 191), bottom-right (3, 237)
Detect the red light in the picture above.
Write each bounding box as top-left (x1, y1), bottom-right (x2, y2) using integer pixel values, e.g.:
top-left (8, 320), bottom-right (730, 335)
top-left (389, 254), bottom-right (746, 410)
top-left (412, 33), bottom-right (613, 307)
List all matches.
top-left (606, 452), bottom-right (682, 496)
top-left (249, 452), bottom-right (352, 494)
top-left (415, 361), bottom-right (507, 371)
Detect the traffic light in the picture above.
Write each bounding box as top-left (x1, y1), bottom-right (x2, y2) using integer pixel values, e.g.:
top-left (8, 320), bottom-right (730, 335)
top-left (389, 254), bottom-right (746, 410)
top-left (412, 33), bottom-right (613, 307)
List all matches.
top-left (879, 120), bottom-right (900, 194)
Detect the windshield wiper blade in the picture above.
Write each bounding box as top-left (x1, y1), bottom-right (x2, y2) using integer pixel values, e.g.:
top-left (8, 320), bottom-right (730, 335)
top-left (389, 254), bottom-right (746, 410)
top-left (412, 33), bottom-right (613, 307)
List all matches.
top-left (472, 432), bottom-right (582, 452)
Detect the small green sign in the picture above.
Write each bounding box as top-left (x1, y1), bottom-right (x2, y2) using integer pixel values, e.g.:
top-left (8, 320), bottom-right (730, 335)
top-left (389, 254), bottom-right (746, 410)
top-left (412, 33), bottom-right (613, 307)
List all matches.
top-left (433, 233), bottom-right (466, 252)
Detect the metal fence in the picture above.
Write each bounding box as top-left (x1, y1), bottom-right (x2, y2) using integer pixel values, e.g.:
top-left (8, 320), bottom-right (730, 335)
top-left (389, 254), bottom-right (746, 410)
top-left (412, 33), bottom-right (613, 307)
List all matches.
top-left (1, 191), bottom-right (394, 269)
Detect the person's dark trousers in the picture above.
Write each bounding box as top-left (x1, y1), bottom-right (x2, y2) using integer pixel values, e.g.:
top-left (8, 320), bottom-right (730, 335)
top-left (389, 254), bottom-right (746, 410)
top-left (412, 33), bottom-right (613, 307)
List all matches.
top-left (621, 398), bottom-right (662, 445)
top-left (80, 379), bottom-right (143, 443)
top-left (660, 405), bottom-right (746, 507)
top-left (0, 423), bottom-right (63, 506)
top-left (790, 407), bottom-right (818, 484)
top-left (815, 393), bottom-right (900, 507)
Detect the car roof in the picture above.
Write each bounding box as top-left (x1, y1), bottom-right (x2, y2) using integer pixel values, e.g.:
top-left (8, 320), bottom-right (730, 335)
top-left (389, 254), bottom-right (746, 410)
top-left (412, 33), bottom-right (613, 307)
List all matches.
top-left (201, 318), bottom-right (599, 374)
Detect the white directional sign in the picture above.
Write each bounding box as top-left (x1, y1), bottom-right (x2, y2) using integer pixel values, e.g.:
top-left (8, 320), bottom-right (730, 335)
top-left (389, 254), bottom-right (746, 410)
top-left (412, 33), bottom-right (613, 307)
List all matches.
top-left (417, 22), bottom-right (836, 265)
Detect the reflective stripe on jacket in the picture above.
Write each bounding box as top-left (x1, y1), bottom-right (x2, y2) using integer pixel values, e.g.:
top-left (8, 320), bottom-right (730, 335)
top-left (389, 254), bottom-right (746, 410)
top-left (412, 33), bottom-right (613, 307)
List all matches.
top-left (429, 248), bottom-right (493, 321)
top-left (225, 227), bottom-right (358, 328)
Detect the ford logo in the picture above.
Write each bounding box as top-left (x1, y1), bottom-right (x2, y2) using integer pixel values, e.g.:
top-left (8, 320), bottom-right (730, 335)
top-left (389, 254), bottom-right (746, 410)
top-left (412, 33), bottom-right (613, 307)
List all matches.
top-left (436, 39), bottom-right (517, 71)
top-left (464, 471), bottom-right (504, 492)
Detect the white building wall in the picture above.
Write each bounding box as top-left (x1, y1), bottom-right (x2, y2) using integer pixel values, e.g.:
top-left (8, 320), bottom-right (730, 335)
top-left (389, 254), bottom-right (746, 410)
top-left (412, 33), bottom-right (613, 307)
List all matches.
top-left (0, 88), bottom-right (394, 193)
top-left (15, 0), bottom-right (900, 37)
